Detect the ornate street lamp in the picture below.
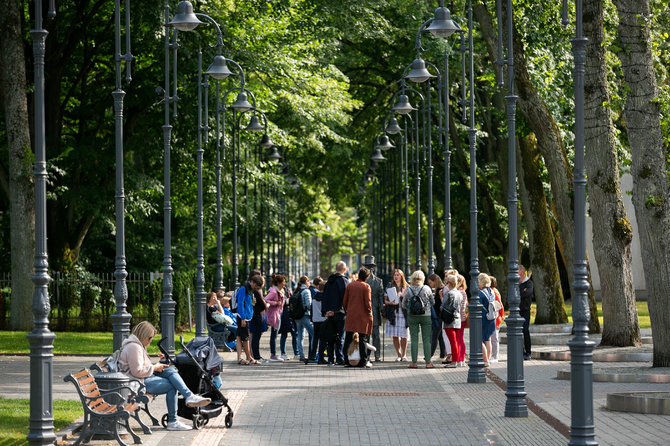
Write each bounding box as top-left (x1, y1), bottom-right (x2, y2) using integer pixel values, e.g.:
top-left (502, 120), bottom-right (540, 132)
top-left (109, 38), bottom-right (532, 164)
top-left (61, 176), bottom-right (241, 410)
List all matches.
top-left (491, 0), bottom-right (528, 409)
top-left (417, 7), bottom-right (464, 272)
top-left (392, 85), bottom-right (425, 271)
top-left (191, 10), bottom-right (234, 337)
top-left (160, 0), bottom-right (230, 350)
top-left (111, 0), bottom-right (133, 352)
top-left (28, 2), bottom-right (57, 444)
top-left (562, 0), bottom-right (597, 443)
top-left (409, 2), bottom-right (465, 276)
top-left (459, 0), bottom-right (486, 385)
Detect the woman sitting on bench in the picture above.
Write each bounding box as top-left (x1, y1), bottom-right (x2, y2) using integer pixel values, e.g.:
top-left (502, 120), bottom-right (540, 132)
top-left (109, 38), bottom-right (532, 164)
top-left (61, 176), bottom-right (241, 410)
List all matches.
top-left (118, 321), bottom-right (211, 431)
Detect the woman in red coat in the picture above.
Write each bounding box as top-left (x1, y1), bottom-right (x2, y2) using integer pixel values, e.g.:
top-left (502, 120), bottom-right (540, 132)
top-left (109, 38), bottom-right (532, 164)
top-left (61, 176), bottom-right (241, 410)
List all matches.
top-left (342, 267), bottom-right (373, 367)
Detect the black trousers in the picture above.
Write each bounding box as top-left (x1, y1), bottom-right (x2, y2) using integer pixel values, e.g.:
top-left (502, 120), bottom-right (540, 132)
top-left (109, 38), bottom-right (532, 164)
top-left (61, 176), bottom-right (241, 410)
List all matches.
top-left (520, 310), bottom-right (531, 355)
top-left (343, 331), bottom-right (370, 367)
top-left (310, 321), bottom-right (323, 360)
top-left (430, 322), bottom-right (446, 358)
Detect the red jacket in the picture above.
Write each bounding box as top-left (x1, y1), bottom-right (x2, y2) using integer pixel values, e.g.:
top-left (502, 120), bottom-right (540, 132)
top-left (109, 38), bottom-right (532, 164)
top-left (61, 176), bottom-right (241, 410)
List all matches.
top-left (343, 280), bottom-right (373, 335)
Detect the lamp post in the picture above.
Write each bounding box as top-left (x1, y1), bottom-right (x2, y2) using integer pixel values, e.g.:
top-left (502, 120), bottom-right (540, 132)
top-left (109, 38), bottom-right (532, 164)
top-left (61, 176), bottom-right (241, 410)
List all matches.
top-left (192, 11), bottom-right (230, 337)
top-left (463, 0), bottom-right (485, 384)
top-left (386, 106), bottom-right (412, 275)
top-left (159, 0), bottom-right (204, 354)
top-left (391, 85), bottom-right (425, 271)
top-left (490, 0), bottom-right (528, 411)
top-left (409, 1), bottom-right (463, 275)
top-left (562, 0), bottom-right (596, 443)
top-left (27, 2), bottom-right (57, 444)
top-left (376, 134), bottom-right (394, 275)
top-left (111, 0), bottom-right (133, 352)
top-left (385, 117), bottom-right (404, 273)
top-left (404, 57), bottom-right (439, 276)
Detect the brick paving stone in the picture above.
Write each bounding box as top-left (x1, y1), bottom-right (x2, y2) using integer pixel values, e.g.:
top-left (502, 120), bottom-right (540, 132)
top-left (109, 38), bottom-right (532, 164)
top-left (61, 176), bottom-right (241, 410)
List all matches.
top-left (3, 327), bottom-right (669, 445)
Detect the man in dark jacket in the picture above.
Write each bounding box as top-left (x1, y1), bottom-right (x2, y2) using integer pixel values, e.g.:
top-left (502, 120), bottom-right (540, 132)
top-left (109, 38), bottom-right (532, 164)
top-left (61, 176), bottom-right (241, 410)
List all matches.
top-left (518, 265), bottom-right (534, 360)
top-left (363, 256), bottom-right (384, 362)
top-left (322, 261), bottom-right (349, 365)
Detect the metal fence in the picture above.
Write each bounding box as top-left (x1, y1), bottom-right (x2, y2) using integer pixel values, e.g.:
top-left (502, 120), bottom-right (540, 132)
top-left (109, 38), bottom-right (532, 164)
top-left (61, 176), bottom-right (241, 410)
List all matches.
top-left (0, 271), bottom-right (164, 331)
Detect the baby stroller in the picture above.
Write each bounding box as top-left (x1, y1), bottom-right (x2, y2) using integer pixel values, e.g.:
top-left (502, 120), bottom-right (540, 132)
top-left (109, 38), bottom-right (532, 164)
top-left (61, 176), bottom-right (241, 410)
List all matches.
top-left (157, 336), bottom-right (234, 429)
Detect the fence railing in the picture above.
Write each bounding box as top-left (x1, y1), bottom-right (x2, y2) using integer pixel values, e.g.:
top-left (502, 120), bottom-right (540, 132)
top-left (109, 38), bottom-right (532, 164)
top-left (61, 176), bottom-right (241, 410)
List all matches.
top-left (0, 271), bottom-right (197, 332)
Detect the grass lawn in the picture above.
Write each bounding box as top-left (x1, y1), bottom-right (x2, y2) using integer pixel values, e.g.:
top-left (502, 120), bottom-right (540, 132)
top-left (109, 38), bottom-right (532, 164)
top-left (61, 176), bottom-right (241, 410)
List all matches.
top-left (0, 330), bottom-right (197, 355)
top-left (0, 397), bottom-right (82, 445)
top-left (527, 301), bottom-right (650, 328)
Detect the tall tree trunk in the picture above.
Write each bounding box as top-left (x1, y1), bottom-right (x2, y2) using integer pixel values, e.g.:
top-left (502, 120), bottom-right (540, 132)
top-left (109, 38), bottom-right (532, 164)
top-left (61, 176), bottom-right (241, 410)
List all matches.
top-left (1, 0), bottom-right (36, 330)
top-left (474, 3), bottom-right (579, 325)
top-left (518, 135), bottom-right (568, 324)
top-left (584, 0), bottom-right (640, 346)
top-left (612, 0), bottom-right (670, 366)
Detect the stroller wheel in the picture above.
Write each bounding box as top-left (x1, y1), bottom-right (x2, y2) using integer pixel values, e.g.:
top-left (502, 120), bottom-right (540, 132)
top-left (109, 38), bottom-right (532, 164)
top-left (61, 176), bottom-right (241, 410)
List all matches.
top-left (225, 411), bottom-right (234, 428)
top-left (193, 414), bottom-right (206, 430)
top-left (161, 414), bottom-right (168, 428)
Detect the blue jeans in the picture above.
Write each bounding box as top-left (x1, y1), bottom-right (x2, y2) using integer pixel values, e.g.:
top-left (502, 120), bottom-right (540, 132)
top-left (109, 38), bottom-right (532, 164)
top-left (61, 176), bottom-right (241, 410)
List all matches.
top-left (144, 367), bottom-right (192, 423)
top-left (295, 315), bottom-right (314, 359)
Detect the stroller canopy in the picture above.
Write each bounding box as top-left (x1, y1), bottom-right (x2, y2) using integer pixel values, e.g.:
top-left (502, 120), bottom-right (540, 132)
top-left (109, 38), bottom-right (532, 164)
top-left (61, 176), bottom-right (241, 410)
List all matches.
top-left (176, 336), bottom-right (224, 372)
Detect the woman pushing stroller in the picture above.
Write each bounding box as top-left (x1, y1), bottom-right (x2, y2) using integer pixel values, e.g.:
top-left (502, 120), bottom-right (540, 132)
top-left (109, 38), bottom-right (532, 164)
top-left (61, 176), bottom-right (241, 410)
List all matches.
top-left (118, 321), bottom-right (212, 431)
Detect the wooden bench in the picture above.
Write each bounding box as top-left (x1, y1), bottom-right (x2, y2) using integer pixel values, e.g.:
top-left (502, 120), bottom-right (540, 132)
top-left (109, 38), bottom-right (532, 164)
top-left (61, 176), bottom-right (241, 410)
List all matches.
top-left (63, 369), bottom-right (146, 446)
top-left (91, 361), bottom-right (160, 429)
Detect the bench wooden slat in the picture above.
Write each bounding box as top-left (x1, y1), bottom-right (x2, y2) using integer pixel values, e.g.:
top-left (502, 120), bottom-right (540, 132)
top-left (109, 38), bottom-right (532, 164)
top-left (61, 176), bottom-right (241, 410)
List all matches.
top-left (82, 382), bottom-right (99, 394)
top-left (73, 369), bottom-right (90, 379)
top-left (78, 375), bottom-right (96, 386)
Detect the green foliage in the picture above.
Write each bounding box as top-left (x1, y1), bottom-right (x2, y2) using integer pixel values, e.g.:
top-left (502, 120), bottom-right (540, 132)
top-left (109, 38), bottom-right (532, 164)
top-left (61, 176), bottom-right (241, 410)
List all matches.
top-left (3, 0), bottom-right (670, 302)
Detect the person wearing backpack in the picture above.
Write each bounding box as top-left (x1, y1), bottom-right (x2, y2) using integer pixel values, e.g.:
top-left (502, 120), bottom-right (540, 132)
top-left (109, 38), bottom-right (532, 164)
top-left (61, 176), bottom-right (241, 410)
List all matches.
top-left (478, 273), bottom-right (496, 366)
top-left (441, 274), bottom-right (463, 368)
top-left (291, 276), bottom-right (314, 362)
top-left (402, 270), bottom-right (435, 369)
top-left (342, 267), bottom-right (373, 368)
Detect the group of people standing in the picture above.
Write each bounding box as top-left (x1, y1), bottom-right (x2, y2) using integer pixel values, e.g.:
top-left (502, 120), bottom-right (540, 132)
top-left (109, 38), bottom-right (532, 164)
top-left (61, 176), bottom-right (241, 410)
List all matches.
top-left (206, 258), bottom-right (535, 368)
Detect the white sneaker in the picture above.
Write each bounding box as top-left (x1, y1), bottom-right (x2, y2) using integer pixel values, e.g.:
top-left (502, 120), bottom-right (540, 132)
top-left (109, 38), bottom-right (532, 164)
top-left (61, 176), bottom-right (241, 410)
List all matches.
top-left (185, 394), bottom-right (211, 408)
top-left (400, 357), bottom-right (408, 362)
top-left (280, 354), bottom-right (289, 361)
top-left (166, 420), bottom-right (192, 431)
top-left (489, 358), bottom-right (498, 364)
top-left (293, 355), bottom-right (301, 361)
top-left (395, 357), bottom-right (402, 362)
top-left (365, 361), bottom-right (372, 368)
top-left (269, 356), bottom-right (284, 362)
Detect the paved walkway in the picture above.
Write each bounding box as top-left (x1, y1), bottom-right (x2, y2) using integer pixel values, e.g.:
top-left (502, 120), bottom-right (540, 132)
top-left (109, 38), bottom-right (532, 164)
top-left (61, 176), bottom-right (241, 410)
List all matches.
top-left (2, 330), bottom-right (669, 445)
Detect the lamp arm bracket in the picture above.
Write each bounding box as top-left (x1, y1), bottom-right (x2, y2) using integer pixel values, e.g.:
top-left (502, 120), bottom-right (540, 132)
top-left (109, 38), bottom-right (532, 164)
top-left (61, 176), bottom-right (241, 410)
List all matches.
top-left (195, 13), bottom-right (225, 49)
top-left (414, 19), bottom-right (432, 56)
top-left (225, 58), bottom-right (247, 87)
